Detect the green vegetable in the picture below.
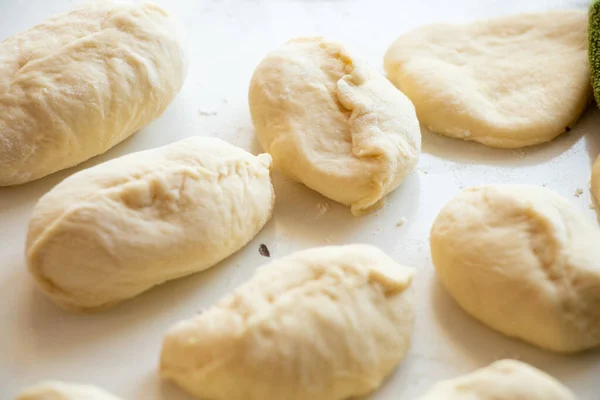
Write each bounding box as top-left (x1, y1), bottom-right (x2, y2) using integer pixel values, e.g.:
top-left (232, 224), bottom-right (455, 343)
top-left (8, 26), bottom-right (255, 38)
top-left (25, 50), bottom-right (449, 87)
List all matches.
top-left (590, 0), bottom-right (600, 105)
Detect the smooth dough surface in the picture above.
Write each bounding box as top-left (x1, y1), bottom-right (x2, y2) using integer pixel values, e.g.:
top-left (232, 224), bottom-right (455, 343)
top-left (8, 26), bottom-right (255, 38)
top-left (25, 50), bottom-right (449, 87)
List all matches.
top-left (16, 381), bottom-right (123, 400)
top-left (250, 37), bottom-right (421, 216)
top-left (26, 137), bottom-right (274, 311)
top-left (0, 0), bottom-right (186, 186)
top-left (418, 360), bottom-right (576, 400)
top-left (384, 11), bottom-right (589, 149)
top-left (430, 185), bottom-right (600, 353)
top-left (160, 244), bottom-right (414, 400)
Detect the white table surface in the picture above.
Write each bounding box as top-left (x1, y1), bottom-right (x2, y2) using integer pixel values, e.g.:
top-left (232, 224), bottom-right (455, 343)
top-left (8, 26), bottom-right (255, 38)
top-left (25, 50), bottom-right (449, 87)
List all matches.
top-left (1, 0), bottom-right (599, 398)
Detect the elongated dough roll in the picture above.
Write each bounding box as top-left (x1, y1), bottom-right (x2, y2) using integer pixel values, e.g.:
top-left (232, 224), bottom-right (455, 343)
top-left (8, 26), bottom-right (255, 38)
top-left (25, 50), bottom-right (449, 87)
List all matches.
top-left (0, 0), bottom-right (186, 186)
top-left (160, 244), bottom-right (414, 400)
top-left (26, 137), bottom-right (274, 311)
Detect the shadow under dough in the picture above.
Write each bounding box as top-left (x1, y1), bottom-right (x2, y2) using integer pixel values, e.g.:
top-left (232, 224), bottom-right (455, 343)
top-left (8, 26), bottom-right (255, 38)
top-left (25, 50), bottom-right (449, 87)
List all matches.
top-left (422, 105), bottom-right (599, 167)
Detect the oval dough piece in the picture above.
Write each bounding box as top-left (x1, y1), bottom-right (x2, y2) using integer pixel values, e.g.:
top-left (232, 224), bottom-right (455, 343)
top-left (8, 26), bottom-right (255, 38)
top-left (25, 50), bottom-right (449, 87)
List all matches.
top-left (16, 381), bottom-right (123, 400)
top-left (0, 0), bottom-right (186, 186)
top-left (384, 11), bottom-right (589, 149)
top-left (418, 360), bottom-right (576, 400)
top-left (160, 244), bottom-right (414, 400)
top-left (249, 37), bottom-right (421, 216)
top-left (430, 185), bottom-right (600, 353)
top-left (26, 137), bottom-right (274, 311)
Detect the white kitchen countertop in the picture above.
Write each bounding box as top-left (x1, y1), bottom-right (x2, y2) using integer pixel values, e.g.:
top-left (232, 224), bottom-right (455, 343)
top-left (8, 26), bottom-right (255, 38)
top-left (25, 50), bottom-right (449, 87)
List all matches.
top-left (1, 0), bottom-right (599, 398)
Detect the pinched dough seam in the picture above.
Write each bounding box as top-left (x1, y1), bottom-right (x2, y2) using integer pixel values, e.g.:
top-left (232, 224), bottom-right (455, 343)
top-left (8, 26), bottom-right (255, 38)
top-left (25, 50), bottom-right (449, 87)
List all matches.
top-left (8, 7), bottom-right (120, 86)
top-left (2, 19), bottom-right (125, 174)
top-left (334, 65), bottom-right (396, 214)
top-left (221, 264), bottom-right (410, 329)
top-left (169, 266), bottom-right (411, 381)
top-left (481, 192), bottom-right (590, 348)
top-left (27, 160), bottom-right (268, 308)
top-left (551, 207), bottom-right (600, 347)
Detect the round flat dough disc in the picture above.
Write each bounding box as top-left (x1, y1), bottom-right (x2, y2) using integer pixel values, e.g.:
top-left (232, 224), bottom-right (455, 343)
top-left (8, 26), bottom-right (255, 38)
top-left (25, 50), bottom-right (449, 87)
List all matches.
top-left (385, 11), bottom-right (590, 149)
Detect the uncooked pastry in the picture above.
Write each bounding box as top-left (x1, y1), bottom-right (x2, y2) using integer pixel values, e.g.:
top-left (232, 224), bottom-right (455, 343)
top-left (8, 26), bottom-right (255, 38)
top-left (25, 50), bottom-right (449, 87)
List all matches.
top-left (26, 137), bottom-right (274, 311)
top-left (418, 359), bottom-right (576, 400)
top-left (249, 37), bottom-right (421, 216)
top-left (0, 0), bottom-right (186, 186)
top-left (16, 381), bottom-right (123, 400)
top-left (384, 11), bottom-right (589, 148)
top-left (591, 154), bottom-right (600, 204)
top-left (430, 185), bottom-right (600, 353)
top-left (160, 244), bottom-right (414, 400)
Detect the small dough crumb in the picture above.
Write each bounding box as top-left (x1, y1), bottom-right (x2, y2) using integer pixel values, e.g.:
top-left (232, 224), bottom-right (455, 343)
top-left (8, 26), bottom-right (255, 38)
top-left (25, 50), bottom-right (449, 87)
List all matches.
top-left (574, 188), bottom-right (583, 197)
top-left (198, 108), bottom-right (219, 116)
top-left (396, 217), bottom-right (407, 227)
top-left (315, 201), bottom-right (331, 218)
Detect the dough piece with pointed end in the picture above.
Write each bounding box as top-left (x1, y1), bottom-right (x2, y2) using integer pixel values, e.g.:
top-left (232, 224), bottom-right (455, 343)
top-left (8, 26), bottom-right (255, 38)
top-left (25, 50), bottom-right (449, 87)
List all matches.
top-left (160, 244), bottom-right (414, 400)
top-left (16, 381), bottom-right (123, 400)
top-left (418, 360), bottom-right (577, 400)
top-left (26, 137), bottom-right (274, 311)
top-left (250, 37), bottom-right (420, 216)
top-left (385, 11), bottom-right (589, 148)
top-left (0, 0), bottom-right (187, 186)
top-left (430, 185), bottom-right (600, 353)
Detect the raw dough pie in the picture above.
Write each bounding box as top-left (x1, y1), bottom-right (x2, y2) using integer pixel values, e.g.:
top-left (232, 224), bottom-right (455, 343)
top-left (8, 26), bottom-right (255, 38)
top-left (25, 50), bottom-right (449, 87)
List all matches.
top-left (0, 0), bottom-right (186, 185)
top-left (385, 11), bottom-right (589, 148)
top-left (430, 185), bottom-right (600, 353)
top-left (16, 381), bottom-right (123, 400)
top-left (26, 137), bottom-right (274, 311)
top-left (160, 244), bottom-right (414, 400)
top-left (250, 37), bottom-right (421, 216)
top-left (418, 360), bottom-right (576, 400)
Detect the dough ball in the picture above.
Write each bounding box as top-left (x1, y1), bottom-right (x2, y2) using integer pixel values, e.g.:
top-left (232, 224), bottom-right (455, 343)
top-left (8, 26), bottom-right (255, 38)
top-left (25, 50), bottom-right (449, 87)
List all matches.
top-left (591, 154), bottom-right (600, 204)
top-left (0, 0), bottom-right (187, 186)
top-left (249, 37), bottom-right (421, 216)
top-left (16, 381), bottom-right (122, 400)
top-left (418, 360), bottom-right (576, 400)
top-left (26, 137), bottom-right (274, 311)
top-left (384, 11), bottom-right (589, 149)
top-left (430, 185), bottom-right (600, 353)
top-left (160, 244), bottom-right (414, 400)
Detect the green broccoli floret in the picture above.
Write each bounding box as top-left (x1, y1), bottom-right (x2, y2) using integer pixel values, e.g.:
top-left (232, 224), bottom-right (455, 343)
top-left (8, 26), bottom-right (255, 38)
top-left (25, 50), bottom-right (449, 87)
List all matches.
top-left (590, 0), bottom-right (600, 105)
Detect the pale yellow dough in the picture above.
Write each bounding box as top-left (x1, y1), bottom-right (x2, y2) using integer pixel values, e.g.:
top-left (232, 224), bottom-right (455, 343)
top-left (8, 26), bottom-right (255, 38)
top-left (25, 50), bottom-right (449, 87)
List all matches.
top-left (0, 0), bottom-right (186, 186)
top-left (16, 381), bottom-right (123, 400)
top-left (430, 185), bottom-right (600, 353)
top-left (160, 244), bottom-right (414, 400)
top-left (591, 155), bottom-right (600, 205)
top-left (385, 11), bottom-right (589, 148)
top-left (250, 37), bottom-right (421, 216)
top-left (26, 137), bottom-right (274, 311)
top-left (418, 360), bottom-right (576, 400)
